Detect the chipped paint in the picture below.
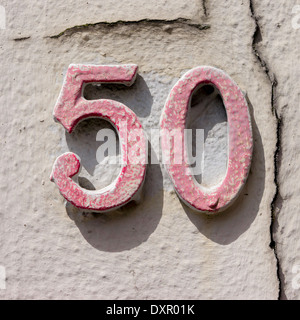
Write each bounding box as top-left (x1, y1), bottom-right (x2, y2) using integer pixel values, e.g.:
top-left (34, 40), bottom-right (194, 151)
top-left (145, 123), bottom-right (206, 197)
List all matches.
top-left (160, 66), bottom-right (253, 213)
top-left (50, 64), bottom-right (147, 212)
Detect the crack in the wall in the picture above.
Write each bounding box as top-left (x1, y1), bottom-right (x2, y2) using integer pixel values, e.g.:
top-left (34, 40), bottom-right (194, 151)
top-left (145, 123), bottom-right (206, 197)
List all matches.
top-left (250, 0), bottom-right (283, 300)
top-left (270, 107), bottom-right (283, 300)
top-left (202, 0), bottom-right (208, 17)
top-left (48, 18), bottom-right (210, 39)
top-left (13, 36), bottom-right (31, 41)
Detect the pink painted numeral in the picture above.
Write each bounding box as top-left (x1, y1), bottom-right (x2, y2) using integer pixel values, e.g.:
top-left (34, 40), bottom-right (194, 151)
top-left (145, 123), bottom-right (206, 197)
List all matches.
top-left (50, 64), bottom-right (147, 212)
top-left (160, 66), bottom-right (253, 213)
top-left (51, 64), bottom-right (252, 214)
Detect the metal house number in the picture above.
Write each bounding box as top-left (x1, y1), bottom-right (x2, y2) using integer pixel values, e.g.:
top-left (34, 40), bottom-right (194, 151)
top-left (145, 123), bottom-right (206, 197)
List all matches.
top-left (50, 64), bottom-right (253, 214)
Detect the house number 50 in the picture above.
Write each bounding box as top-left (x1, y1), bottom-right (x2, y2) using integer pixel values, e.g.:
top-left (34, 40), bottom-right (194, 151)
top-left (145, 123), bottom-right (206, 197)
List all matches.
top-left (50, 64), bottom-right (253, 214)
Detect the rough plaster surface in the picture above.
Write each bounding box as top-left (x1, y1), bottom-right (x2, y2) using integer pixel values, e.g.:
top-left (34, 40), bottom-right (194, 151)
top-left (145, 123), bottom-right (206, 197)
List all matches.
top-left (4, 0), bottom-right (204, 39)
top-left (0, 0), bottom-right (288, 299)
top-left (250, 0), bottom-right (300, 299)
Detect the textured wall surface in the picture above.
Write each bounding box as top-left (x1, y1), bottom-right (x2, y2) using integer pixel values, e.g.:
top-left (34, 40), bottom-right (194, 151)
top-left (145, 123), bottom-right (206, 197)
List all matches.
top-left (0, 0), bottom-right (298, 299)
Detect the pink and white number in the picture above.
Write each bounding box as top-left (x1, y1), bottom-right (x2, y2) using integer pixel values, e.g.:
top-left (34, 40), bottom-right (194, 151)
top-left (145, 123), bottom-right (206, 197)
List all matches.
top-left (161, 66), bottom-right (253, 213)
top-left (50, 64), bottom-right (147, 212)
top-left (51, 64), bottom-right (253, 214)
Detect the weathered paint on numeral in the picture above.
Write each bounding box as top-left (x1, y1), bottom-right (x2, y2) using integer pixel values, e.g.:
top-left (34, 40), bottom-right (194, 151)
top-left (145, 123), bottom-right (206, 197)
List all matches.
top-left (160, 66), bottom-right (253, 213)
top-left (50, 64), bottom-right (147, 212)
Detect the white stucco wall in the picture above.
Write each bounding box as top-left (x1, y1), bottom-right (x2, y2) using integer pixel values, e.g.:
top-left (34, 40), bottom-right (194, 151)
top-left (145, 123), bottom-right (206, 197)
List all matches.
top-left (0, 0), bottom-right (298, 299)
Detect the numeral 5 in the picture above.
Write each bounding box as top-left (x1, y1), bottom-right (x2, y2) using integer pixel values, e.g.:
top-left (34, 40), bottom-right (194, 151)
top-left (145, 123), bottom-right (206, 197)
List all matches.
top-left (50, 64), bottom-right (147, 212)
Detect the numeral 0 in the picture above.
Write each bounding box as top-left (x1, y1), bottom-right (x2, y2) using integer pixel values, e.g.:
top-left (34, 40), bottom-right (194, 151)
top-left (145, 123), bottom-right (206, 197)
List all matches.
top-left (161, 66), bottom-right (253, 213)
